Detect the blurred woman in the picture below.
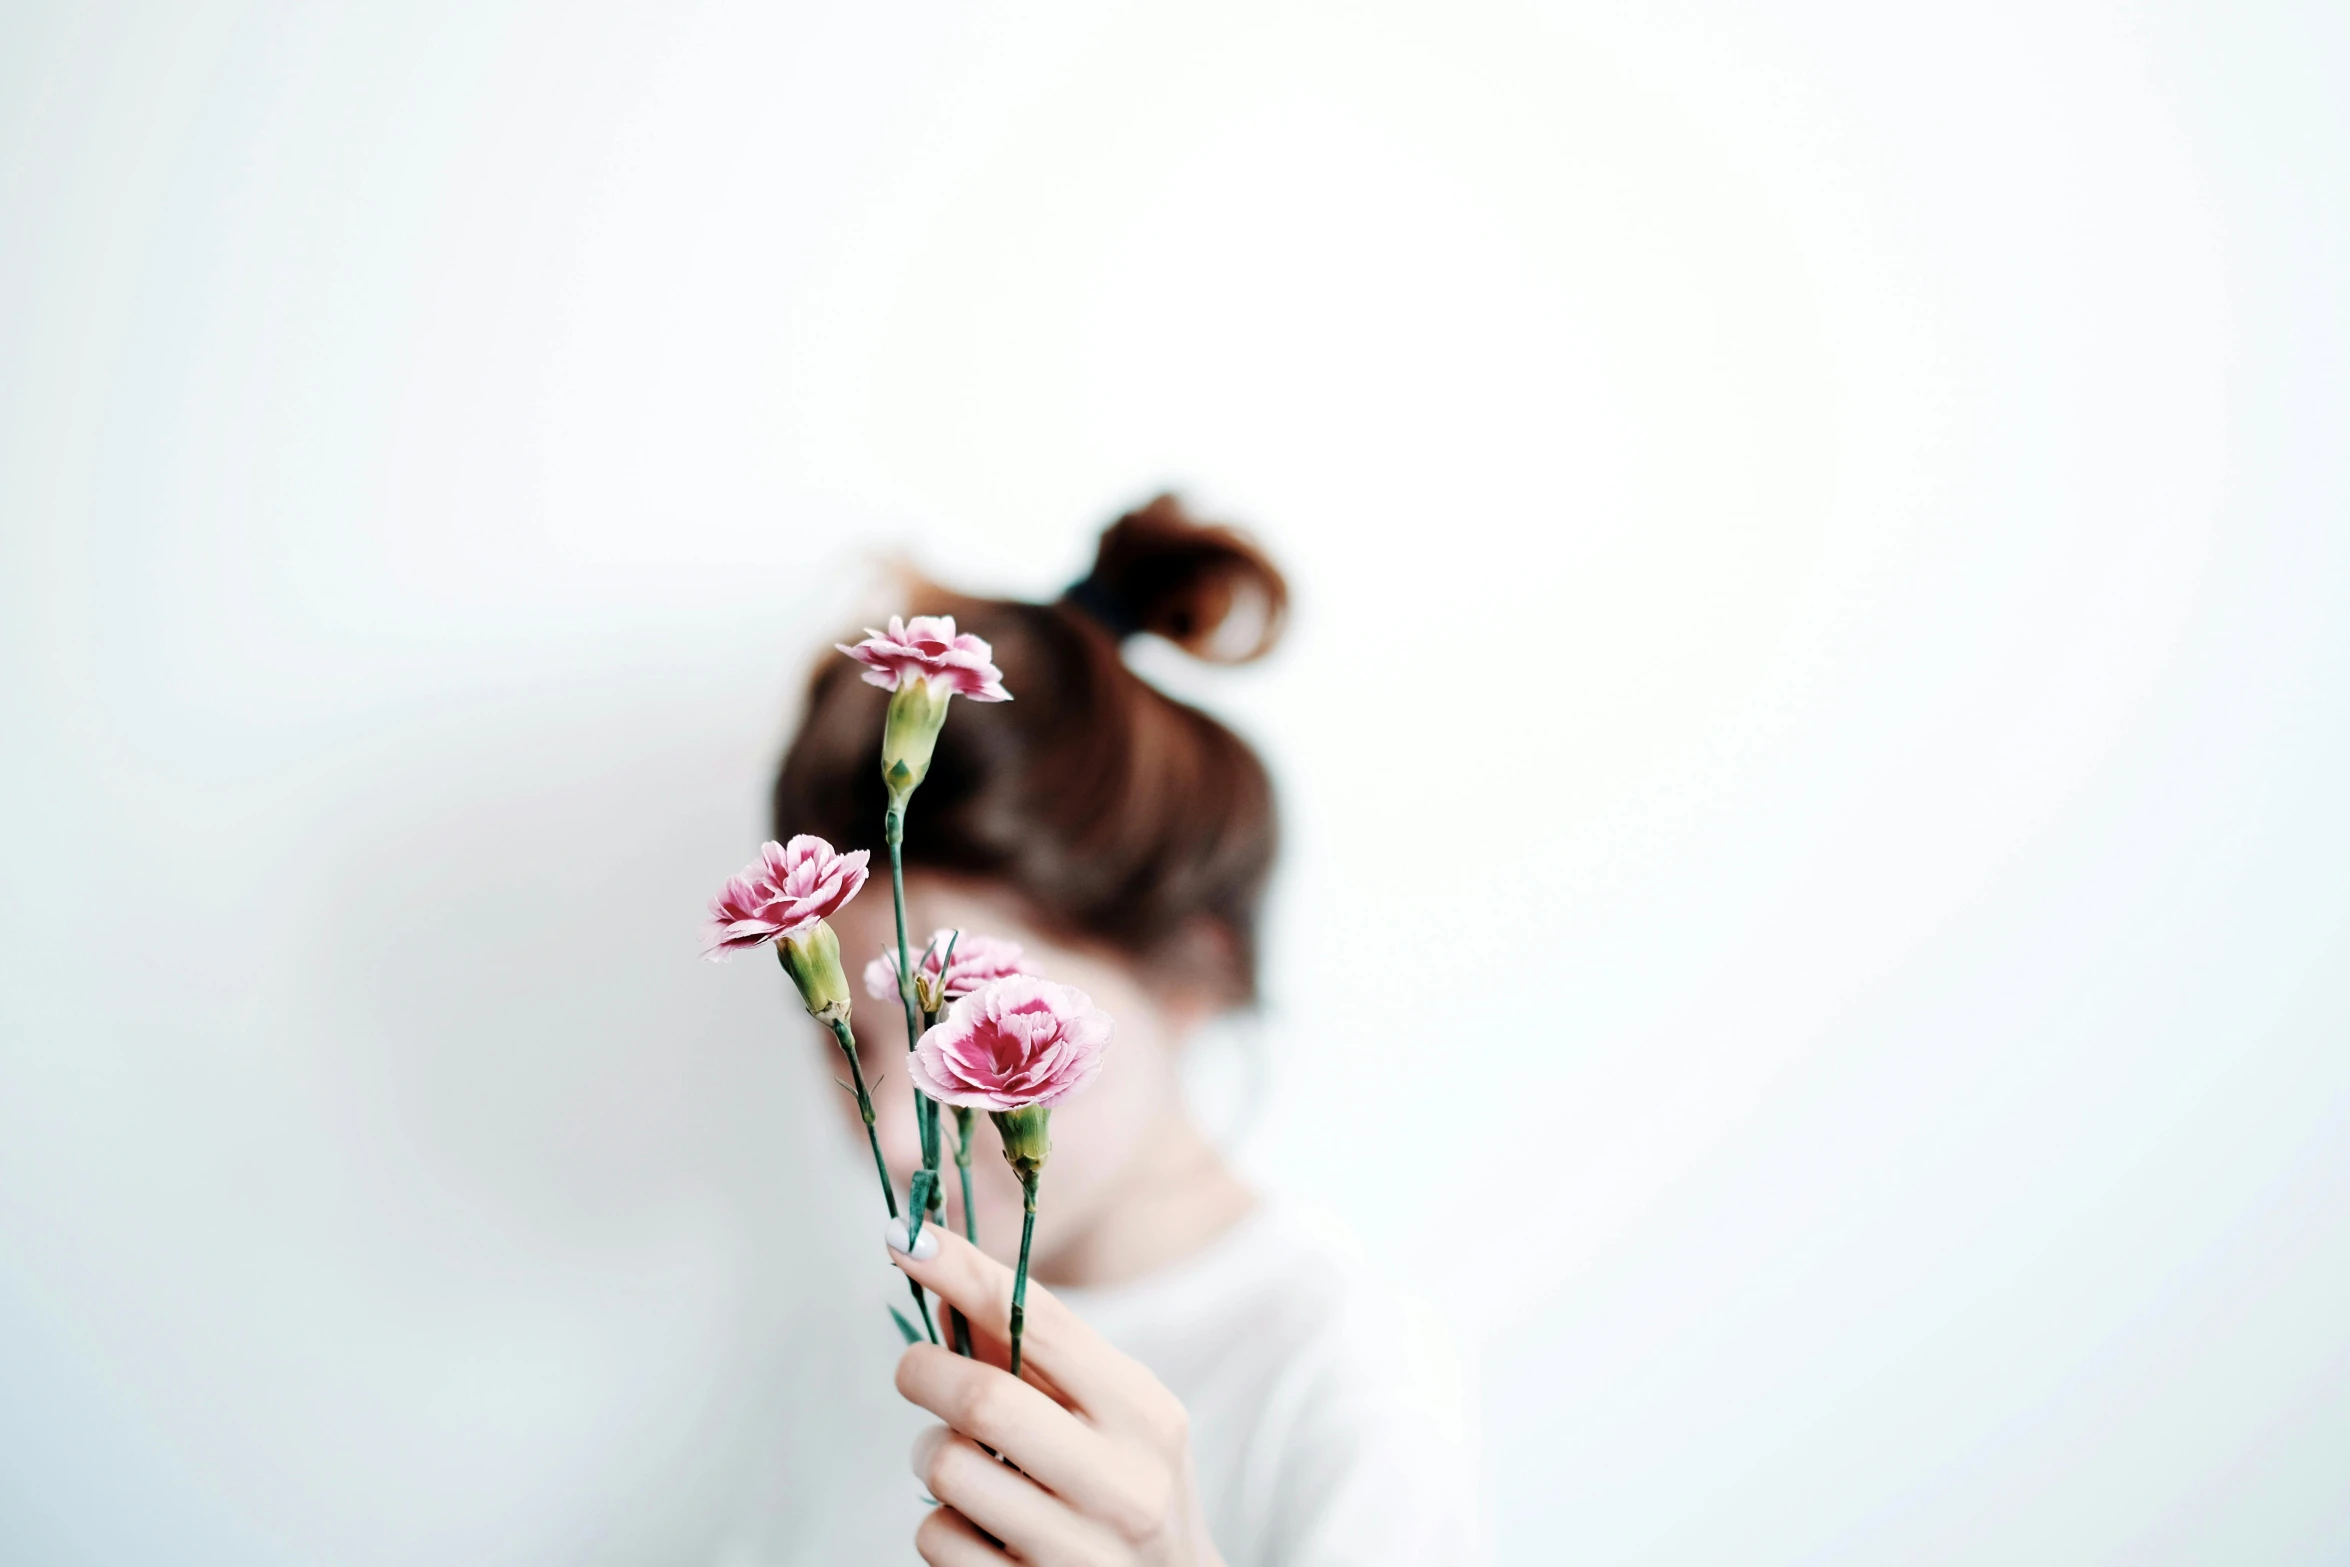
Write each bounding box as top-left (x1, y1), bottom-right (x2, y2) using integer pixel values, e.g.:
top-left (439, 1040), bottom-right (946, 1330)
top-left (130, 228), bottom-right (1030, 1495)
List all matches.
top-left (774, 497), bottom-right (1477, 1566)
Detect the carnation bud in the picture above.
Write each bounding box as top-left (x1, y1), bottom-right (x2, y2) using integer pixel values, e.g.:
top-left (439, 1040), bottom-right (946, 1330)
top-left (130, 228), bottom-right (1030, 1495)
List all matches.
top-left (880, 677), bottom-right (952, 805)
top-left (989, 1105), bottom-right (1052, 1183)
top-left (776, 920), bottom-right (854, 1024)
top-left (913, 967), bottom-right (945, 1018)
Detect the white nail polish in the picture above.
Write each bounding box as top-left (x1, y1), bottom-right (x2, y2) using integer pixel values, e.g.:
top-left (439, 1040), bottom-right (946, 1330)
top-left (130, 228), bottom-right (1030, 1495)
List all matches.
top-left (885, 1217), bottom-right (940, 1261)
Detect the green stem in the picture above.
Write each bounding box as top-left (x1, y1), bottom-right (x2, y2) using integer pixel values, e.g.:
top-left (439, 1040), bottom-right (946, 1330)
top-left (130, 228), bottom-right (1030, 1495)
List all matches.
top-left (948, 1106), bottom-right (978, 1357)
top-left (885, 805), bottom-right (923, 1051)
top-left (882, 802), bottom-right (943, 1347)
top-left (1008, 1171), bottom-right (1038, 1380)
top-left (888, 804), bottom-right (945, 1246)
top-left (825, 1012), bottom-right (933, 1345)
top-left (823, 1014), bottom-right (896, 1222)
top-left (906, 1275), bottom-right (939, 1346)
top-left (954, 1107), bottom-right (978, 1244)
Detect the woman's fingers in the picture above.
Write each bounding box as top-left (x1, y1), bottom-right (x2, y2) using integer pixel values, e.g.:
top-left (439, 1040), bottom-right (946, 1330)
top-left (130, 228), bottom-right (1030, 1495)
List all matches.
top-left (889, 1224), bottom-right (1199, 1558)
top-left (913, 1504), bottom-right (1011, 1566)
top-left (887, 1223), bottom-right (1165, 1430)
top-left (912, 1427), bottom-right (1120, 1567)
top-left (898, 1346), bottom-right (1104, 1483)
top-left (898, 1348), bottom-right (1175, 1534)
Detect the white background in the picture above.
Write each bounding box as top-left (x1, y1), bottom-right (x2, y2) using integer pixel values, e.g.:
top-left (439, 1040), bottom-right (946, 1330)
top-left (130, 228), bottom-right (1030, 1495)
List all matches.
top-left (4, 1), bottom-right (2347, 1561)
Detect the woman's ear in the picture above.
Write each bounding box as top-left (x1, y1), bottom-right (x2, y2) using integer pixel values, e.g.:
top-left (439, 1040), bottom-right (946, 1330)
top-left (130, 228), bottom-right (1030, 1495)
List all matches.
top-left (1150, 917), bottom-right (1247, 1031)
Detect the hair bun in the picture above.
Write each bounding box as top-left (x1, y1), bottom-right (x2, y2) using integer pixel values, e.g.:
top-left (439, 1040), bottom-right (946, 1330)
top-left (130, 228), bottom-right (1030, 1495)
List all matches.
top-left (1061, 494), bottom-right (1289, 664)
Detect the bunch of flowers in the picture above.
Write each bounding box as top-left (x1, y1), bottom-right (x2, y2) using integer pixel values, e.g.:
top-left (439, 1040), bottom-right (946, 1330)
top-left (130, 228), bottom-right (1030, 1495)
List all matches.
top-left (704, 615), bottom-right (1105, 1370)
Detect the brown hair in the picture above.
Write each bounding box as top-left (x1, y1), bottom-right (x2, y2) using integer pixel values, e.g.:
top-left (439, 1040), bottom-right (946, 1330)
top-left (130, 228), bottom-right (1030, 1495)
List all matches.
top-left (772, 495), bottom-right (1289, 1003)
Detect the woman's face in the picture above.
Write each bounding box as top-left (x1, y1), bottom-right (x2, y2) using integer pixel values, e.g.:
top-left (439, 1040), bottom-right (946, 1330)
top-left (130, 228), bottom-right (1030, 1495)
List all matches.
top-left (824, 872), bottom-right (1196, 1274)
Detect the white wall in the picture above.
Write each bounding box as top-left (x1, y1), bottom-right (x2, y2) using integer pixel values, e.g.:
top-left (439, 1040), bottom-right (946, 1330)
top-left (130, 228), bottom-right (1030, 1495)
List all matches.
top-left (4, 1), bottom-right (2347, 1561)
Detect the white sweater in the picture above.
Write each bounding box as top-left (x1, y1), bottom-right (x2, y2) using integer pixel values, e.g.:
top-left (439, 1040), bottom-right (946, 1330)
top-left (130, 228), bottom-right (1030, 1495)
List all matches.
top-left (1061, 1203), bottom-right (1483, 1566)
top-left (721, 1202), bottom-right (1481, 1565)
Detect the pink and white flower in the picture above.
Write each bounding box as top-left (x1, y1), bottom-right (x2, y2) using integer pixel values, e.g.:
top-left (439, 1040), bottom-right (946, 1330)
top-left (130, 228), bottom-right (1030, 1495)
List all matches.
top-left (906, 977), bottom-right (1112, 1111)
top-left (702, 835), bottom-right (870, 959)
top-left (836, 615), bottom-right (1012, 702)
top-left (863, 929), bottom-right (1036, 1004)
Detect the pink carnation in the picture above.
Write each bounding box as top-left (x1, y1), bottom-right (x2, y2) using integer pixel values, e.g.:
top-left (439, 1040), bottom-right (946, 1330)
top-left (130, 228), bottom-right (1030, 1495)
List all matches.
top-left (906, 977), bottom-right (1112, 1111)
top-left (836, 615), bottom-right (1012, 702)
top-left (863, 929), bottom-right (1036, 1003)
top-left (703, 835), bottom-right (870, 958)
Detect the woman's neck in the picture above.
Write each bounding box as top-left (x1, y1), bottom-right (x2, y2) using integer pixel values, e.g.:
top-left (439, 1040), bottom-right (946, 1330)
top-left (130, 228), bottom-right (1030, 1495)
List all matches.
top-left (1035, 1109), bottom-right (1257, 1291)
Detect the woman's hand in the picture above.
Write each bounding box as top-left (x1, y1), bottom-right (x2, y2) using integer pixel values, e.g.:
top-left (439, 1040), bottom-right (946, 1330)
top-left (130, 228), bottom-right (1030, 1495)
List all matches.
top-left (887, 1225), bottom-right (1226, 1566)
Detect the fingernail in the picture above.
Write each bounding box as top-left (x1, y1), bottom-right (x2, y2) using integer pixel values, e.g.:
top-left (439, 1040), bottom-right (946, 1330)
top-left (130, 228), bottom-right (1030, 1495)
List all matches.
top-left (909, 1425), bottom-right (946, 1477)
top-left (885, 1217), bottom-right (940, 1261)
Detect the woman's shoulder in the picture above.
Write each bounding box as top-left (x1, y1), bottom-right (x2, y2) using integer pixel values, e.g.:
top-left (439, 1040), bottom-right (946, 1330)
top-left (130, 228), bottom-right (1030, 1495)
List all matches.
top-left (1063, 1202), bottom-right (1484, 1567)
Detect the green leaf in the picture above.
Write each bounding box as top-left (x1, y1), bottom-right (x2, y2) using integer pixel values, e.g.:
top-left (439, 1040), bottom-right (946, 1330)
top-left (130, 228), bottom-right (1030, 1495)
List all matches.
top-left (889, 1304), bottom-right (923, 1345)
